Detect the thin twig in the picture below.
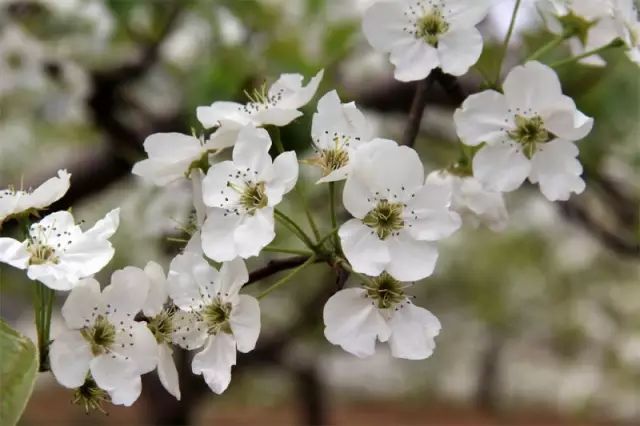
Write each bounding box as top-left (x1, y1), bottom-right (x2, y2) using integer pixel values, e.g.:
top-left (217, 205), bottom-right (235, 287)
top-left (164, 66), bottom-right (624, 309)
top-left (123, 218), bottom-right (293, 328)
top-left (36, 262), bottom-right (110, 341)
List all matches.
top-left (401, 74), bottom-right (436, 147)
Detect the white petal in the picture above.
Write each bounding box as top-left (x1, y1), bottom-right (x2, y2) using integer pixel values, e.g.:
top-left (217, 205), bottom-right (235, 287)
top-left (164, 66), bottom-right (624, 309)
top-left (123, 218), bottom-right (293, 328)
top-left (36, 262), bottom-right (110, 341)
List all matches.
top-left (390, 38), bottom-right (439, 82)
top-left (172, 310), bottom-right (208, 350)
top-left (529, 140), bottom-right (585, 201)
top-left (26, 263), bottom-right (78, 291)
top-left (456, 176), bottom-right (509, 232)
top-left (90, 353), bottom-right (139, 392)
top-left (104, 266), bottom-right (150, 317)
top-left (202, 161), bottom-right (241, 209)
top-left (111, 322), bottom-right (158, 375)
top-left (61, 277), bottom-right (102, 328)
top-left (49, 330), bottom-right (92, 388)
top-left (0, 237), bottom-right (29, 269)
top-left (542, 97), bottom-right (594, 141)
top-left (454, 90), bottom-right (512, 146)
top-left (342, 172), bottom-right (375, 219)
top-left (192, 334), bottom-right (237, 394)
top-left (311, 90), bottom-right (370, 143)
top-left (269, 70), bottom-right (324, 110)
top-left (84, 208), bottom-right (120, 241)
top-left (445, 0), bottom-right (492, 27)
top-left (362, 1), bottom-right (410, 51)
top-left (196, 101), bottom-right (250, 129)
top-left (230, 295), bottom-right (261, 353)
top-left (405, 183), bottom-right (461, 241)
top-left (19, 169), bottom-right (71, 212)
top-left (157, 344), bottom-right (181, 400)
top-left (132, 133), bottom-right (203, 186)
top-left (218, 258), bottom-right (249, 297)
top-left (473, 143), bottom-right (531, 192)
top-left (232, 126), bottom-right (273, 172)
top-left (339, 219), bottom-right (390, 277)
top-left (323, 288), bottom-right (390, 358)
top-left (503, 61), bottom-right (564, 113)
top-left (108, 376), bottom-right (142, 407)
top-left (201, 209), bottom-right (243, 262)
top-left (191, 169), bottom-right (207, 226)
top-left (168, 251), bottom-right (217, 311)
top-left (234, 208), bottom-right (276, 259)
top-left (388, 303), bottom-right (441, 360)
top-left (267, 151), bottom-right (299, 204)
top-left (437, 27), bottom-right (483, 76)
top-left (252, 108), bottom-right (303, 127)
top-left (142, 261), bottom-right (168, 317)
top-left (386, 232), bottom-right (439, 281)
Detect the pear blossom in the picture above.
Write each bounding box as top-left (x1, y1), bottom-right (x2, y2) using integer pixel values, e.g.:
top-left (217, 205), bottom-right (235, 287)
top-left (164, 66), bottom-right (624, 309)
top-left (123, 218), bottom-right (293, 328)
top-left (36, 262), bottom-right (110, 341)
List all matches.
top-left (454, 61), bottom-right (594, 201)
top-left (167, 254), bottom-right (260, 394)
top-left (200, 125), bottom-right (298, 261)
top-left (362, 0), bottom-right (492, 81)
top-left (537, 0), bottom-right (618, 66)
top-left (339, 139), bottom-right (461, 282)
top-left (0, 169), bottom-right (71, 224)
top-left (196, 70), bottom-right (324, 148)
top-left (308, 90), bottom-right (372, 183)
top-left (323, 273), bottom-right (441, 359)
top-left (613, 0), bottom-right (640, 65)
top-left (140, 261), bottom-right (181, 400)
top-left (0, 25), bottom-right (47, 96)
top-left (49, 269), bottom-right (158, 406)
top-left (426, 170), bottom-right (508, 231)
top-left (132, 133), bottom-right (217, 186)
top-left (0, 208), bottom-right (120, 290)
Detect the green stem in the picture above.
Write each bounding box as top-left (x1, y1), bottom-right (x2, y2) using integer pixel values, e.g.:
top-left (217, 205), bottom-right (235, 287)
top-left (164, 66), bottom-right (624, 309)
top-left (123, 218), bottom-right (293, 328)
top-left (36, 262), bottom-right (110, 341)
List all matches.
top-left (257, 255), bottom-right (317, 299)
top-left (269, 126), bottom-right (286, 154)
top-left (336, 258), bottom-right (373, 286)
top-left (316, 225), bottom-right (341, 248)
top-left (295, 186), bottom-right (322, 243)
top-left (550, 39), bottom-right (625, 68)
top-left (494, 0), bottom-right (522, 86)
top-left (328, 182), bottom-right (340, 251)
top-left (263, 246), bottom-right (314, 256)
top-left (274, 209), bottom-right (316, 251)
top-left (527, 33), bottom-right (569, 61)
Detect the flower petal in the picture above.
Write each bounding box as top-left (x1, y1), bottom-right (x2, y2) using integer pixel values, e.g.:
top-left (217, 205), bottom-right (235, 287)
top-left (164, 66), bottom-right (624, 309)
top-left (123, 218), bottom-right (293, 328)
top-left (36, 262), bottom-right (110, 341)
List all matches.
top-left (267, 151), bottom-right (299, 204)
top-left (172, 310), bottom-right (208, 350)
top-left (362, 1), bottom-right (411, 51)
top-left (503, 61), bottom-right (564, 113)
top-left (192, 334), bottom-right (237, 394)
top-left (339, 219), bottom-right (390, 277)
top-left (108, 376), bottom-right (142, 407)
top-left (386, 232), bottom-right (439, 281)
top-left (390, 38), bottom-right (439, 82)
top-left (196, 101), bottom-right (250, 129)
top-left (234, 207), bottom-right (276, 259)
top-left (0, 237), bottom-right (29, 269)
top-left (473, 143), bottom-right (531, 192)
top-left (388, 303), bottom-right (441, 360)
top-left (230, 294), bottom-right (261, 353)
top-left (454, 90), bottom-right (512, 146)
top-left (323, 288), bottom-right (390, 358)
top-left (61, 277), bottom-right (102, 328)
top-left (217, 258), bottom-right (249, 298)
top-left (49, 330), bottom-right (92, 388)
top-left (437, 27), bottom-right (483, 76)
top-left (142, 261), bottom-right (168, 317)
top-left (529, 140), bottom-right (585, 201)
top-left (157, 344), bottom-right (181, 400)
top-left (201, 209), bottom-right (243, 262)
top-left (104, 266), bottom-right (150, 317)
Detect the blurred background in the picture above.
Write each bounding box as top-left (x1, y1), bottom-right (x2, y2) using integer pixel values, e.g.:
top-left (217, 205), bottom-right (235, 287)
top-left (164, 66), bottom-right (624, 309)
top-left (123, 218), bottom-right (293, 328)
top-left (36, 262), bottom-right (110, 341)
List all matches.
top-left (0, 0), bottom-right (638, 425)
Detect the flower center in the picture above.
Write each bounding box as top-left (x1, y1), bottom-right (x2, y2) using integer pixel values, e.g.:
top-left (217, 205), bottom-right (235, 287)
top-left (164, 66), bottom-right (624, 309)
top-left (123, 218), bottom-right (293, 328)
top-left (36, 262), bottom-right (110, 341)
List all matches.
top-left (321, 147), bottom-right (349, 174)
top-left (237, 181), bottom-right (268, 214)
top-left (508, 115), bottom-right (550, 159)
top-left (147, 310), bottom-right (173, 345)
top-left (72, 375), bottom-right (110, 414)
top-left (416, 10), bottom-right (449, 46)
top-left (363, 199), bottom-right (405, 240)
top-left (81, 315), bottom-right (116, 356)
top-left (202, 297), bottom-right (232, 335)
top-left (27, 243), bottom-right (59, 265)
top-left (365, 273), bottom-right (406, 310)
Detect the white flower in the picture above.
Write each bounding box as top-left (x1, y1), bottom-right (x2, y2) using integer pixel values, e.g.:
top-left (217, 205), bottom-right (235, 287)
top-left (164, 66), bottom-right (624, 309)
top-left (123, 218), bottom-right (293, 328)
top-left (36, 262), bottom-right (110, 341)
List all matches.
top-left (426, 170), bottom-right (508, 231)
top-left (613, 0), bottom-right (640, 65)
top-left (140, 261), bottom-right (181, 400)
top-left (0, 169), bottom-right (71, 224)
top-left (454, 61), bottom-right (594, 201)
top-left (339, 139), bottom-right (461, 282)
top-left (200, 125), bottom-right (298, 261)
top-left (0, 25), bottom-right (47, 96)
top-left (309, 90), bottom-right (372, 183)
top-left (49, 270), bottom-right (158, 407)
top-left (196, 70), bottom-right (324, 148)
top-left (132, 133), bottom-right (216, 186)
top-left (0, 208), bottom-right (120, 290)
top-left (167, 254), bottom-right (260, 394)
top-left (537, 0), bottom-right (618, 67)
top-left (323, 273), bottom-right (441, 359)
top-left (362, 0), bottom-right (492, 81)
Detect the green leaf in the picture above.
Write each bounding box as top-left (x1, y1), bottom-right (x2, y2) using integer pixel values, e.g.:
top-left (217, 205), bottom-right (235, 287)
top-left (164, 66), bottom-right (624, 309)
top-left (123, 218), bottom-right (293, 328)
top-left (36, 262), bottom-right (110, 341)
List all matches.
top-left (0, 319), bottom-right (38, 426)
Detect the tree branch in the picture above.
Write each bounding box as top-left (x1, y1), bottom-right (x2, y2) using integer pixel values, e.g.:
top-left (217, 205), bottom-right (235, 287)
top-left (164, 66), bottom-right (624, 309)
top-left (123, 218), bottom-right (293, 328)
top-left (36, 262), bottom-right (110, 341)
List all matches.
top-left (401, 74), bottom-right (436, 147)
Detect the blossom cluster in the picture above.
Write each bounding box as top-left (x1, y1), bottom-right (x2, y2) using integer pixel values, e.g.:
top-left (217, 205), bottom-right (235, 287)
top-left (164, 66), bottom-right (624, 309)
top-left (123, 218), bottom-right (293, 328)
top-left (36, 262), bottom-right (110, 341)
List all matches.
top-left (1, 0), bottom-right (636, 414)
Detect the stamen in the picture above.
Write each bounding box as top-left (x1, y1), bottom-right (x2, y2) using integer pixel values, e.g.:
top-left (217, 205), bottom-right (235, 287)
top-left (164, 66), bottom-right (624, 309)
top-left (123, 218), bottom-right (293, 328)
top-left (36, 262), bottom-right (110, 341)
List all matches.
top-left (416, 9), bottom-right (449, 46)
top-left (365, 272), bottom-right (407, 309)
top-left (363, 199), bottom-right (405, 240)
top-left (508, 114), bottom-right (550, 159)
top-left (202, 297), bottom-right (233, 335)
top-left (80, 315), bottom-right (116, 356)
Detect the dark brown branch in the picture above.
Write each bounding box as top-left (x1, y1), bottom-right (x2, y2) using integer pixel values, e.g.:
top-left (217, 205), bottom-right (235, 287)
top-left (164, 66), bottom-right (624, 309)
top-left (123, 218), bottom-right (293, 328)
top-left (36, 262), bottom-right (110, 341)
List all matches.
top-left (246, 255), bottom-right (312, 285)
top-left (401, 74), bottom-right (436, 147)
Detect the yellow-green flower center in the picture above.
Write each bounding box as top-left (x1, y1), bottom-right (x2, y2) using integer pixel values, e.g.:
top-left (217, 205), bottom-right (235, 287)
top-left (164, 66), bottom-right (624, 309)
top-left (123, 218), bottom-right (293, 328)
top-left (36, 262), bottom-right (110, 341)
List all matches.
top-left (73, 375), bottom-right (110, 414)
top-left (365, 273), bottom-right (406, 309)
top-left (28, 243), bottom-right (59, 265)
top-left (203, 297), bottom-right (232, 335)
top-left (417, 11), bottom-right (449, 46)
top-left (236, 181), bottom-right (268, 214)
top-left (147, 310), bottom-right (173, 345)
top-left (508, 115), bottom-right (550, 159)
top-left (80, 315), bottom-right (116, 356)
top-left (363, 200), bottom-right (405, 240)
top-left (321, 147), bottom-right (349, 174)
